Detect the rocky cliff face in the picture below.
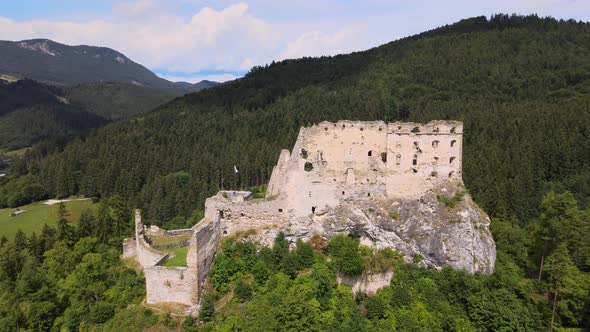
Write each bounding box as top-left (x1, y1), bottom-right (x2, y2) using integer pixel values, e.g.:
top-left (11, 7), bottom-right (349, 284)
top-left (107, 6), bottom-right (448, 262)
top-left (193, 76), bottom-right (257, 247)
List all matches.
top-left (247, 180), bottom-right (496, 275)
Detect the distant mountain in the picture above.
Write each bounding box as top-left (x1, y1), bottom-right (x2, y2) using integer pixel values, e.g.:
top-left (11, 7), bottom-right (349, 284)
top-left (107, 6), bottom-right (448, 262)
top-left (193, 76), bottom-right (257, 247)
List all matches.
top-left (0, 39), bottom-right (218, 94)
top-left (0, 79), bottom-right (108, 149)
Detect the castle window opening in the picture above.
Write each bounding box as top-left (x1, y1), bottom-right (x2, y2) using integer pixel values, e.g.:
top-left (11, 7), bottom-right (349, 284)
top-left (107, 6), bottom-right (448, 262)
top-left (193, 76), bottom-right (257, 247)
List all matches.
top-left (449, 171), bottom-right (455, 178)
top-left (414, 141), bottom-right (419, 148)
top-left (411, 127), bottom-right (420, 133)
top-left (300, 148), bottom-right (308, 159)
top-left (379, 127), bottom-right (382, 131)
top-left (381, 152), bottom-right (387, 163)
top-left (219, 210), bottom-right (224, 219)
top-left (413, 154), bottom-right (418, 166)
top-left (451, 140), bottom-right (457, 147)
top-left (398, 126), bottom-right (402, 130)
top-left (342, 191), bottom-right (345, 195)
top-left (451, 127), bottom-right (456, 133)
top-left (432, 140), bottom-right (439, 148)
top-left (342, 124), bottom-right (345, 129)
top-left (278, 208), bottom-right (283, 213)
top-left (431, 171), bottom-right (438, 177)
top-left (324, 127), bottom-right (328, 131)
top-left (223, 230), bottom-right (228, 235)
top-left (367, 192), bottom-right (371, 197)
top-left (412, 168), bottom-right (418, 173)
top-left (450, 156), bottom-right (456, 164)
top-left (312, 206), bottom-right (316, 214)
top-left (360, 127), bottom-right (364, 131)
top-left (396, 154), bottom-right (401, 166)
top-left (433, 157), bottom-right (439, 165)
top-left (368, 150), bottom-right (373, 157)
top-left (304, 162), bottom-right (314, 172)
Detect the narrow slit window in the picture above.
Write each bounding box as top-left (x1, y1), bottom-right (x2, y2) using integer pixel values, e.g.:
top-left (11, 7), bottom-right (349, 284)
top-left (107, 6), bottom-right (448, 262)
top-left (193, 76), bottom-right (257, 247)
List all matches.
top-left (451, 140), bottom-right (457, 147)
top-left (413, 154), bottom-right (418, 166)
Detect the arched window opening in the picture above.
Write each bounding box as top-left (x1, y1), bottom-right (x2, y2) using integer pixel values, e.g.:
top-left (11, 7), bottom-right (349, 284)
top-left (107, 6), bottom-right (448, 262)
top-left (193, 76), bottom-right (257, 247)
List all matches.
top-left (300, 148), bottom-right (308, 159)
top-left (413, 154), bottom-right (418, 166)
top-left (433, 157), bottom-right (439, 165)
top-left (312, 206), bottom-right (316, 214)
top-left (450, 127), bottom-right (456, 133)
top-left (304, 162), bottom-right (314, 172)
top-left (449, 171), bottom-right (455, 178)
top-left (432, 140), bottom-right (439, 148)
top-left (367, 193), bottom-right (371, 197)
top-left (378, 127), bottom-right (383, 131)
top-left (278, 209), bottom-right (283, 213)
top-left (381, 152), bottom-right (387, 163)
top-left (324, 127), bottom-right (328, 131)
top-left (342, 191), bottom-right (345, 195)
top-left (219, 210), bottom-right (224, 219)
top-left (342, 124), bottom-right (346, 129)
top-left (450, 156), bottom-right (456, 164)
top-left (411, 127), bottom-right (420, 133)
top-left (360, 127), bottom-right (364, 131)
top-left (368, 150), bottom-right (373, 157)
top-left (451, 140), bottom-right (457, 147)
top-left (396, 154), bottom-right (401, 166)
top-left (431, 171), bottom-right (438, 177)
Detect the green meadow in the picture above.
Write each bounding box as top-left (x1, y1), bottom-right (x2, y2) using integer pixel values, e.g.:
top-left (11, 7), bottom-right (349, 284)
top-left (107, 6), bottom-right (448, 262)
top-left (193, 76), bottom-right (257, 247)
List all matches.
top-left (0, 199), bottom-right (97, 239)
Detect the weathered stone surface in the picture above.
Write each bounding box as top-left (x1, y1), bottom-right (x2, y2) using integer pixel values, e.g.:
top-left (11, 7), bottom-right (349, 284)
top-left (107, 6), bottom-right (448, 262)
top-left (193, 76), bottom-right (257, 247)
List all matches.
top-left (337, 271), bottom-right (394, 295)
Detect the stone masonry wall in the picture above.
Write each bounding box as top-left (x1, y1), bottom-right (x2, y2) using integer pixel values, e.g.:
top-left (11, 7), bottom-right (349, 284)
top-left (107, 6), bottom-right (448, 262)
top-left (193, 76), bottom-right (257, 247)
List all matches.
top-left (134, 210), bottom-right (168, 268)
top-left (144, 267), bottom-right (196, 305)
top-left (266, 120), bottom-right (463, 217)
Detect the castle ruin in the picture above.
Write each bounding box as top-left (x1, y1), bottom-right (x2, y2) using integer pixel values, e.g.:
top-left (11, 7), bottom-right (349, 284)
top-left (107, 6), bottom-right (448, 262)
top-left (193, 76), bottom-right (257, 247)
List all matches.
top-left (124, 120), bottom-right (496, 308)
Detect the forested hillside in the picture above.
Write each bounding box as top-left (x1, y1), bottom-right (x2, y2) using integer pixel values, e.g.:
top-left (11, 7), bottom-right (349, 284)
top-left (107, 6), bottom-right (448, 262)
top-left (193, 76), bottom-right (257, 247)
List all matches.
top-left (0, 79), bottom-right (108, 150)
top-left (0, 79), bottom-right (178, 150)
top-left (0, 14), bottom-right (589, 331)
top-left (8, 14), bottom-right (588, 224)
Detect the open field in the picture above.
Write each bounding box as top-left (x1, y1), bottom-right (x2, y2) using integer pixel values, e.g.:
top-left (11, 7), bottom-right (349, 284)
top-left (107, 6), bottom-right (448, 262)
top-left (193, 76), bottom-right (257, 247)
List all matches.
top-left (160, 246), bottom-right (188, 267)
top-left (0, 199), bottom-right (98, 239)
top-left (0, 147), bottom-right (31, 157)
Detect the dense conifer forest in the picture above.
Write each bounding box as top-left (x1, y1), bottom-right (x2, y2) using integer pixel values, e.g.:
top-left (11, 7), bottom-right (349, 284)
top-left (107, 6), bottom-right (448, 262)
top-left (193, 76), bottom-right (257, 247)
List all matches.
top-left (0, 14), bottom-right (589, 331)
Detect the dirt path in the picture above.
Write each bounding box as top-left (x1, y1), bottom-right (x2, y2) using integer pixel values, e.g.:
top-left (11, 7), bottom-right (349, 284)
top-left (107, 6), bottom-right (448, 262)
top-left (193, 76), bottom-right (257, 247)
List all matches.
top-left (44, 198), bottom-right (91, 206)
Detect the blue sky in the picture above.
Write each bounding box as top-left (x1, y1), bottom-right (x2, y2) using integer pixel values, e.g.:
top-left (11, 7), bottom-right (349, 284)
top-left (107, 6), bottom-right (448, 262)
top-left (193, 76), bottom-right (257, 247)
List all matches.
top-left (1, 0), bottom-right (589, 82)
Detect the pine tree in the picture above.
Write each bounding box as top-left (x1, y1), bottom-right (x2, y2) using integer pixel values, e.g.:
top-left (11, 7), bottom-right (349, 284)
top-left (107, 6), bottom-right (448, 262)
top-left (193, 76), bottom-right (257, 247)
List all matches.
top-left (77, 208), bottom-right (96, 238)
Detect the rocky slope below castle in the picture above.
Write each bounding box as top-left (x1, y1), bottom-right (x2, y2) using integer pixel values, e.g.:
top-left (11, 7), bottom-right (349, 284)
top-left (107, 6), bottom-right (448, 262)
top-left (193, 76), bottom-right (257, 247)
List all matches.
top-left (251, 180), bottom-right (496, 274)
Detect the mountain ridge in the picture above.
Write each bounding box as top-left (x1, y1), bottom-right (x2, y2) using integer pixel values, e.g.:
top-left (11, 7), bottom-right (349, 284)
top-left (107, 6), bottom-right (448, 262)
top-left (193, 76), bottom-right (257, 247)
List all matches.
top-left (0, 38), bottom-right (218, 94)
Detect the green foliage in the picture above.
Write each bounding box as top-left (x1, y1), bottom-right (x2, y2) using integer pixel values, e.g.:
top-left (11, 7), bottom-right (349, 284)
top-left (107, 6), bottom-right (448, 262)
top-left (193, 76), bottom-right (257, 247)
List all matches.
top-left (199, 292), bottom-right (216, 322)
top-left (234, 278), bottom-right (253, 301)
top-left (327, 234), bottom-right (364, 277)
top-left (437, 191), bottom-right (465, 209)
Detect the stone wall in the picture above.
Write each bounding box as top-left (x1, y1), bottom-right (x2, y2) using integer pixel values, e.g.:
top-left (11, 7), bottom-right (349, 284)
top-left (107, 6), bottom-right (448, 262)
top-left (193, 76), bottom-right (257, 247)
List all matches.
top-left (144, 266), bottom-right (196, 305)
top-left (266, 120), bottom-right (463, 217)
top-left (133, 210), bottom-right (169, 268)
top-left (191, 216), bottom-right (222, 301)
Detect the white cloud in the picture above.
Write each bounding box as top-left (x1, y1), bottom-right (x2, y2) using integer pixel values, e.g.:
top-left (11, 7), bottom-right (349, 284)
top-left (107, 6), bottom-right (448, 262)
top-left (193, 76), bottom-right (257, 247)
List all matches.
top-left (0, 0), bottom-right (588, 80)
top-left (0, 2), bottom-right (278, 74)
top-left (278, 24), bottom-right (369, 60)
top-left (157, 73), bottom-right (240, 83)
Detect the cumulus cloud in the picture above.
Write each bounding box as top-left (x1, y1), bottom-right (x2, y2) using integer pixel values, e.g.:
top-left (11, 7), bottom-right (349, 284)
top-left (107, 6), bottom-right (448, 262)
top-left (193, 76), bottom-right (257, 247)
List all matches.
top-left (0, 0), bottom-right (588, 81)
top-left (0, 1), bottom-right (279, 75)
top-left (278, 24), bottom-right (369, 60)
